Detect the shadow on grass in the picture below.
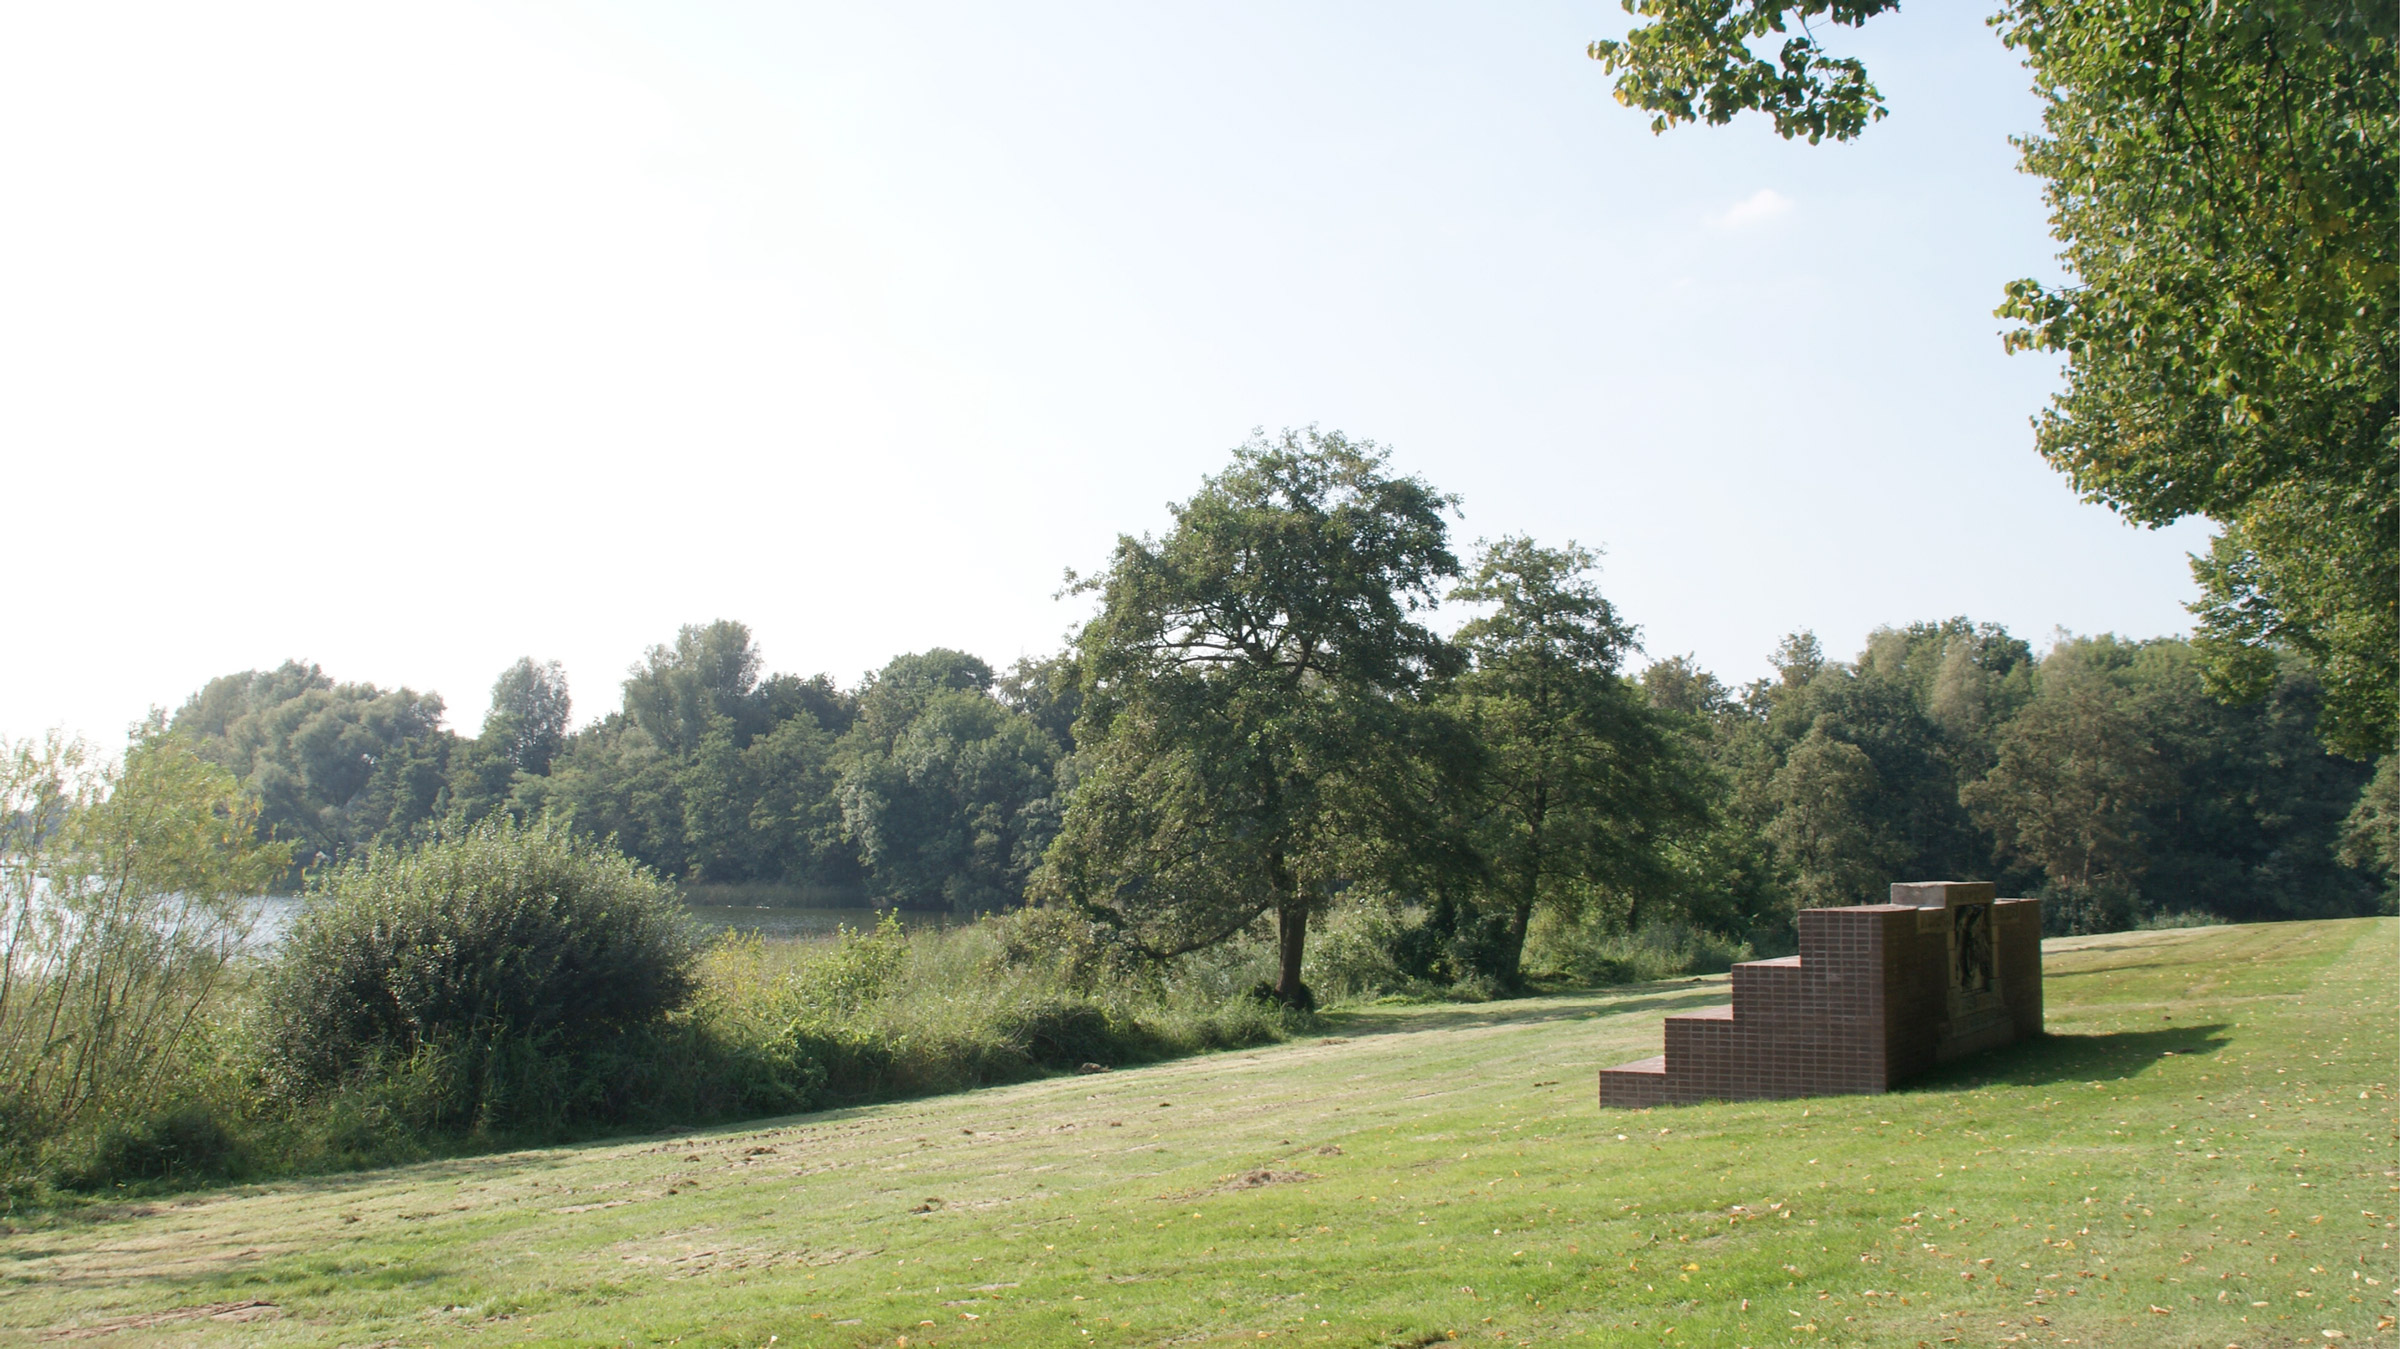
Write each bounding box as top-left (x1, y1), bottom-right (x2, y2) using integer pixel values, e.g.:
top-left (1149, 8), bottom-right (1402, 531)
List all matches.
top-left (2044, 961), bottom-right (2186, 979)
top-left (1903, 1023), bottom-right (2231, 1095)
top-left (1318, 984), bottom-right (1732, 1041)
top-left (24, 1247), bottom-right (463, 1304)
top-left (4, 1146), bottom-right (598, 1237)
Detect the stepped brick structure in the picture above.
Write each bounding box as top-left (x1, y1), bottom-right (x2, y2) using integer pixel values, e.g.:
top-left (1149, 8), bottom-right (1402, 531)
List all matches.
top-left (1599, 881), bottom-right (2042, 1108)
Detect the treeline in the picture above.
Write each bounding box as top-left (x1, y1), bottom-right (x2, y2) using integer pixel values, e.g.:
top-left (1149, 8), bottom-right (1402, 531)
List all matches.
top-left (1645, 625), bottom-right (2387, 937)
top-left (172, 636), bottom-right (1075, 910)
top-left (171, 433), bottom-right (2395, 978)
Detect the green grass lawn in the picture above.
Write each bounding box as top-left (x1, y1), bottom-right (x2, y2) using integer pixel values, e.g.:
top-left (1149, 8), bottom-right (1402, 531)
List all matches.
top-left (4, 918), bottom-right (2393, 1347)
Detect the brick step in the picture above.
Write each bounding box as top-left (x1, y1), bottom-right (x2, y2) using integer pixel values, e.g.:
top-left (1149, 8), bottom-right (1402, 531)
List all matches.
top-left (1597, 1055), bottom-right (1666, 1109)
top-left (1723, 955), bottom-right (1805, 1034)
top-left (1663, 1004), bottom-right (1736, 1084)
top-left (1599, 887), bottom-right (2044, 1108)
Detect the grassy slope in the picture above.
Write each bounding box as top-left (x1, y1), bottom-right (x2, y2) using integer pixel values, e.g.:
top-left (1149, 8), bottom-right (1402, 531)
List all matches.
top-left (2, 918), bottom-right (2392, 1348)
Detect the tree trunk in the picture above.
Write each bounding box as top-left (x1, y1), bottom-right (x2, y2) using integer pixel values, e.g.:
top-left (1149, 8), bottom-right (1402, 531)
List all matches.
top-left (1265, 845), bottom-right (1311, 1008)
top-left (1501, 782), bottom-right (1548, 986)
top-left (1275, 902), bottom-right (1310, 1008)
top-left (1502, 899), bottom-right (1535, 986)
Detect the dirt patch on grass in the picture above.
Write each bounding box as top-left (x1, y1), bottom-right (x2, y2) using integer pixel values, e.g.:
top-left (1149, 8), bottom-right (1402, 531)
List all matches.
top-left (1155, 1166), bottom-right (1322, 1202)
top-left (610, 1227), bottom-right (881, 1277)
top-left (616, 1242), bottom-right (849, 1277)
top-left (21, 1231), bottom-right (294, 1288)
top-left (43, 1300), bottom-right (278, 1339)
top-left (1220, 1168), bottom-right (1317, 1190)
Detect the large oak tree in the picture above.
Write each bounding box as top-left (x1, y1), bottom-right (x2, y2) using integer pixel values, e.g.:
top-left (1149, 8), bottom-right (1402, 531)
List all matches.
top-left (1033, 429), bottom-right (1467, 1006)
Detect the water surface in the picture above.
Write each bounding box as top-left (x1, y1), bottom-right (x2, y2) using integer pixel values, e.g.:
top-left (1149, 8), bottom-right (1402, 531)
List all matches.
top-left (242, 896), bottom-right (951, 948)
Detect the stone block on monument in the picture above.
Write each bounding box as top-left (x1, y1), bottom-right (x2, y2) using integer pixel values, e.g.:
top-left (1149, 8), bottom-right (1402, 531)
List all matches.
top-left (1889, 880), bottom-right (1997, 908)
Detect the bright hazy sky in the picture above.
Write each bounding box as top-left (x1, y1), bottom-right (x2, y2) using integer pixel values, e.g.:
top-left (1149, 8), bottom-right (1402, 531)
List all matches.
top-left (2, 2), bottom-right (2213, 742)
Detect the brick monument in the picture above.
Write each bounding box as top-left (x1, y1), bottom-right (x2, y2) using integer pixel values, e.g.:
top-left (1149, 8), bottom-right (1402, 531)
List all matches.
top-left (1598, 881), bottom-right (2042, 1107)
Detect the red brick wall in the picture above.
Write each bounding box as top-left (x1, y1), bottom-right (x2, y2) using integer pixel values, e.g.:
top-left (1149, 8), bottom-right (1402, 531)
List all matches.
top-left (1598, 896), bottom-right (2044, 1108)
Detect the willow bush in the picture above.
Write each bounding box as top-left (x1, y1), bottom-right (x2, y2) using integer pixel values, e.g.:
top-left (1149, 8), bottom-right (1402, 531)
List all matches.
top-left (257, 816), bottom-right (703, 1133)
top-left (0, 728), bottom-right (288, 1179)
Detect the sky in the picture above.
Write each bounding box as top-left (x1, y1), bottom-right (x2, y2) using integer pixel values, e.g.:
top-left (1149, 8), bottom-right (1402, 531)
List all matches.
top-left (0, 1), bottom-right (2215, 742)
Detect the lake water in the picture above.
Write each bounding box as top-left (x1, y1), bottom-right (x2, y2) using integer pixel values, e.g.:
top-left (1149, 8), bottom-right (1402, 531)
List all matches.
top-left (681, 903), bottom-right (956, 941)
top-left (241, 896), bottom-right (954, 950)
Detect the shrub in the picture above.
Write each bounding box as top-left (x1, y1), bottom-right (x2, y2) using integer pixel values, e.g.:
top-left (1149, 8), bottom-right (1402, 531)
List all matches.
top-left (2133, 910), bottom-right (2226, 930)
top-left (1307, 895), bottom-right (1523, 1001)
top-left (764, 916), bottom-right (1293, 1103)
top-left (2041, 877), bottom-right (2140, 935)
top-left (1435, 905), bottom-right (1522, 987)
top-left (789, 912), bottom-right (911, 1010)
top-left (987, 904), bottom-right (1151, 992)
top-left (1303, 897), bottom-right (1420, 1002)
top-left (69, 1103), bottom-right (246, 1189)
top-left (1522, 914), bottom-right (1752, 985)
top-left (257, 817), bottom-right (701, 1130)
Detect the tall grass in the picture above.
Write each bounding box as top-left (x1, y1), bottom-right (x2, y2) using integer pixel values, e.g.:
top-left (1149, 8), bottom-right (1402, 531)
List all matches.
top-left (1301, 896), bottom-right (1759, 1004)
top-left (1301, 897), bottom-right (1438, 1003)
top-left (4, 773), bottom-right (1758, 1205)
top-left (1521, 911), bottom-right (1754, 984)
top-left (7, 907), bottom-right (1299, 1201)
top-left (248, 915), bottom-right (1296, 1180)
top-left (0, 730), bottom-right (288, 1192)
top-left (2133, 908), bottom-right (2228, 930)
top-left (716, 916), bottom-right (1294, 1104)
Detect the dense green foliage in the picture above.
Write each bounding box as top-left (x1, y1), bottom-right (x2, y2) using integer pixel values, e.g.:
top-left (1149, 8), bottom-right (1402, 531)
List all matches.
top-left (0, 817), bottom-right (1291, 1199)
top-left (530, 620), bottom-right (869, 893)
top-left (1589, 0), bottom-right (2398, 757)
top-left (1441, 537), bottom-right (1708, 980)
top-left (1036, 428), bottom-right (1471, 1007)
top-left (162, 435), bottom-right (2388, 967)
top-left (258, 818), bottom-right (704, 1116)
top-left (477, 657), bottom-right (570, 777)
top-left (171, 630), bottom-right (1070, 914)
top-left (837, 651), bottom-right (1064, 912)
top-left (1677, 622), bottom-right (2383, 935)
top-left (2341, 754), bottom-right (2400, 881)
top-left (173, 662), bottom-right (453, 875)
top-left (1996, 0), bottom-right (2398, 758)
